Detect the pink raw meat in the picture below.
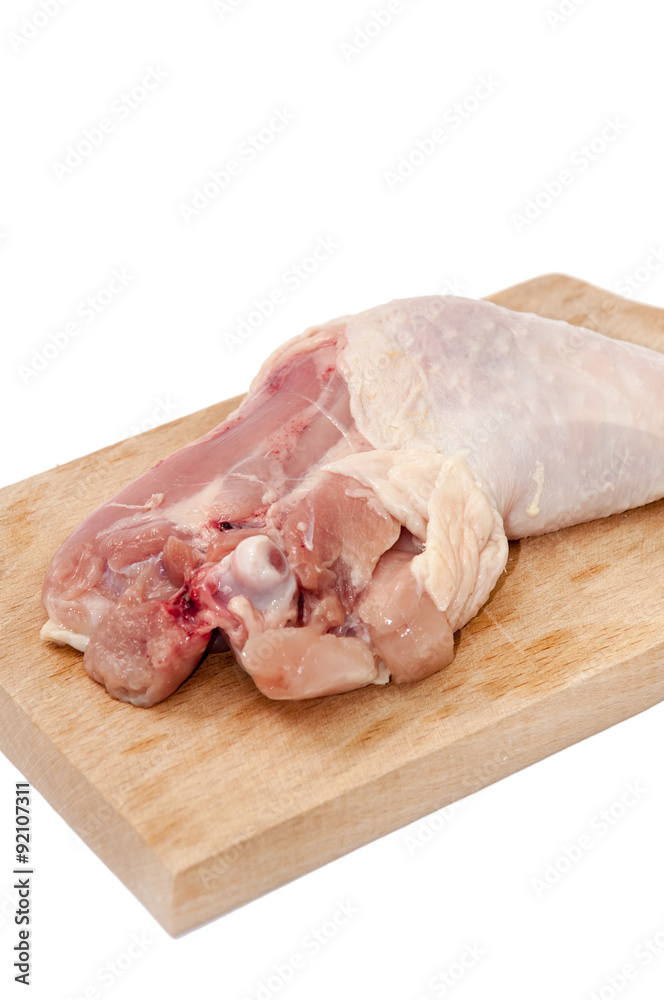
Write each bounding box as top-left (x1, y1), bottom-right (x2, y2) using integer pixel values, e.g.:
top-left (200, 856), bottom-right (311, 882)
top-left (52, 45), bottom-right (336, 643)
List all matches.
top-left (41, 296), bottom-right (664, 706)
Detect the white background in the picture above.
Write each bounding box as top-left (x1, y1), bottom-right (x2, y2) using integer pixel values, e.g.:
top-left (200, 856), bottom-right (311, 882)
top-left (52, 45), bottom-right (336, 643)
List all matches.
top-left (2, 0), bottom-right (664, 997)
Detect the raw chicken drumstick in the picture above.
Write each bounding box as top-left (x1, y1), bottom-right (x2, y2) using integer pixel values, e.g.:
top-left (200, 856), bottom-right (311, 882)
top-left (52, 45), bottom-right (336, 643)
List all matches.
top-left (41, 296), bottom-right (664, 706)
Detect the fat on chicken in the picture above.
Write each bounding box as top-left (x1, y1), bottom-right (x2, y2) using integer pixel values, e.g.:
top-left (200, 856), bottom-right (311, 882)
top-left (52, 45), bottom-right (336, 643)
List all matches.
top-left (40, 296), bottom-right (664, 706)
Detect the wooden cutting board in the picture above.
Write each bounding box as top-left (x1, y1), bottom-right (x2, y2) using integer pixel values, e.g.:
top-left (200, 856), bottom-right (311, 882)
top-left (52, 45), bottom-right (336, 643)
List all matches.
top-left (1, 274), bottom-right (663, 936)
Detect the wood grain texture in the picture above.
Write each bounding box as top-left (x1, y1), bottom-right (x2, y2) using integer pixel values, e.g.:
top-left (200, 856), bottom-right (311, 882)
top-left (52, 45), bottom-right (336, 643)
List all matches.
top-left (1, 274), bottom-right (663, 935)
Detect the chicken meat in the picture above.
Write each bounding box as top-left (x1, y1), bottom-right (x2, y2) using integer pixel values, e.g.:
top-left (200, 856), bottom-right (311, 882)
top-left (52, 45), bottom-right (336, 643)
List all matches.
top-left (41, 296), bottom-right (664, 706)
